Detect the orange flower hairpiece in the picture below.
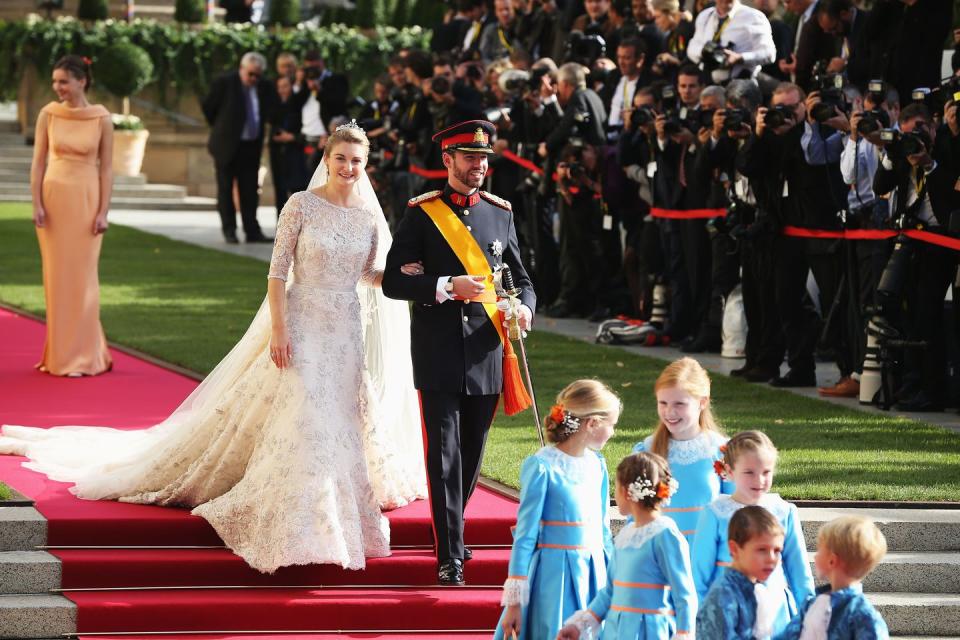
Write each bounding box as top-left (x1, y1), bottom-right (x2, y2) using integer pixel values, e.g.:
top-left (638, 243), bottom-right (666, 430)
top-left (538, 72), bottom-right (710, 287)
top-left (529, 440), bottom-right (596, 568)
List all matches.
top-left (713, 459), bottom-right (727, 479)
top-left (656, 481), bottom-right (671, 500)
top-left (719, 443), bottom-right (727, 454)
top-left (549, 403), bottom-right (566, 424)
top-left (82, 56), bottom-right (92, 66)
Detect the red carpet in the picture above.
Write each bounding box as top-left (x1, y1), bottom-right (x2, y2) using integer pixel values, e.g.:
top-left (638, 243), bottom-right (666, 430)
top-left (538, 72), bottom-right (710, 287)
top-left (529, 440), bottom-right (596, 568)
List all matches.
top-left (0, 308), bottom-right (517, 635)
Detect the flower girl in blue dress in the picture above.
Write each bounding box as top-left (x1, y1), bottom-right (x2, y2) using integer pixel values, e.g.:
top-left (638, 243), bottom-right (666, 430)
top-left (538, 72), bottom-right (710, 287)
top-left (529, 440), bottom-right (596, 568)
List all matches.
top-left (633, 357), bottom-right (733, 546)
top-left (556, 451), bottom-right (697, 640)
top-left (495, 380), bottom-right (620, 640)
top-left (691, 431), bottom-right (815, 637)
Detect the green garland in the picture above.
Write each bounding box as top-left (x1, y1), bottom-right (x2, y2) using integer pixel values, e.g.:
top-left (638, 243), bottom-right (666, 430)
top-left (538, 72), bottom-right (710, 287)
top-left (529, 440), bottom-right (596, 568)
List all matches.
top-left (0, 15), bottom-right (431, 103)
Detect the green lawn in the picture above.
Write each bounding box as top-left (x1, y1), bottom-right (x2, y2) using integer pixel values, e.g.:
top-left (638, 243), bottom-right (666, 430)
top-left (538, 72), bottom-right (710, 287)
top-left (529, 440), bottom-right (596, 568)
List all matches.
top-left (3, 202), bottom-right (960, 501)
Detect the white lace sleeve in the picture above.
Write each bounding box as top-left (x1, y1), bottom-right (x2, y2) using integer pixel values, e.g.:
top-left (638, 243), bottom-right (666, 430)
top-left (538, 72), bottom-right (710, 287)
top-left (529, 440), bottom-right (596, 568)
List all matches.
top-left (358, 211), bottom-right (382, 288)
top-left (564, 610), bottom-right (601, 639)
top-left (268, 196), bottom-right (304, 281)
top-left (500, 576), bottom-right (530, 607)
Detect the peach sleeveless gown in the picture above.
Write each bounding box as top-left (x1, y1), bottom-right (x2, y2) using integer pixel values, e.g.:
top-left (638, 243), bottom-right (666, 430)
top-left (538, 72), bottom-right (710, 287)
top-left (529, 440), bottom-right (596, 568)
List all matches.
top-left (36, 101), bottom-right (112, 376)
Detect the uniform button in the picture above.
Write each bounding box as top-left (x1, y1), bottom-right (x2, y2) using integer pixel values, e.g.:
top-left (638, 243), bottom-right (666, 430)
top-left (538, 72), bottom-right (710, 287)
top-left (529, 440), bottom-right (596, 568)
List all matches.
top-left (466, 225), bottom-right (472, 231)
top-left (463, 316), bottom-right (468, 323)
top-left (463, 209), bottom-right (470, 216)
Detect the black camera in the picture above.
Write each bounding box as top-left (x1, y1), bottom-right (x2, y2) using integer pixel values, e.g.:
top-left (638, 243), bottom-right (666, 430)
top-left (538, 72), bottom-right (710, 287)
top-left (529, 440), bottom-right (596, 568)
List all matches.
top-left (700, 41), bottom-right (729, 71)
top-left (565, 32), bottom-right (607, 67)
top-left (879, 127), bottom-right (931, 160)
top-left (763, 104), bottom-right (795, 128)
top-left (631, 105), bottom-right (656, 128)
top-left (430, 75), bottom-right (452, 95)
top-left (659, 85), bottom-right (685, 135)
top-left (855, 108), bottom-right (890, 136)
top-left (568, 162), bottom-right (587, 180)
top-left (811, 70), bottom-right (846, 123)
top-left (723, 108), bottom-right (749, 132)
top-left (698, 108), bottom-right (716, 130)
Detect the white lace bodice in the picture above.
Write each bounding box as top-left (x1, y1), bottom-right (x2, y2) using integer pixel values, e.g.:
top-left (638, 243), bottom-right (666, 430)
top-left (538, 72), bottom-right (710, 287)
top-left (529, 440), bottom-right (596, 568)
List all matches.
top-left (614, 517), bottom-right (673, 550)
top-left (268, 191), bottom-right (380, 289)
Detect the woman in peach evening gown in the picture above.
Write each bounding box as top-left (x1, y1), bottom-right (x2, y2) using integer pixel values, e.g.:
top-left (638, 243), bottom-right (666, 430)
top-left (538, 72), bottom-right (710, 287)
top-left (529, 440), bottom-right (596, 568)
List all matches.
top-left (30, 55), bottom-right (113, 376)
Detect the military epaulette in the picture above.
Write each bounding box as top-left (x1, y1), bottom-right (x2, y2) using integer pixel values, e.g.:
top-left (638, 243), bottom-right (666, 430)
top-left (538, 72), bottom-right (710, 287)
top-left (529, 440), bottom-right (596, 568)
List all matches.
top-left (479, 191), bottom-right (512, 212)
top-left (408, 191), bottom-right (442, 208)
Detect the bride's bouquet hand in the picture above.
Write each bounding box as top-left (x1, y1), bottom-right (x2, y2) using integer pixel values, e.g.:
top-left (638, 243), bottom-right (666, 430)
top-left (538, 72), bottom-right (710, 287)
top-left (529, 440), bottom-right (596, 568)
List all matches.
top-left (269, 328), bottom-right (293, 369)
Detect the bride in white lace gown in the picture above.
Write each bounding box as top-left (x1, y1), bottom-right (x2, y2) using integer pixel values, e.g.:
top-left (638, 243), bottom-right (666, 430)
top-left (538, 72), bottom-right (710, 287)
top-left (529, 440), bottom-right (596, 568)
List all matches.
top-left (0, 123), bottom-right (427, 573)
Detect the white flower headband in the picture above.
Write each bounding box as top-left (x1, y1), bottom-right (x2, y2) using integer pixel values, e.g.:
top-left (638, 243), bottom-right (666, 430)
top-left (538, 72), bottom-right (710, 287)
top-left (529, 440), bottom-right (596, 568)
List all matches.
top-left (627, 475), bottom-right (679, 505)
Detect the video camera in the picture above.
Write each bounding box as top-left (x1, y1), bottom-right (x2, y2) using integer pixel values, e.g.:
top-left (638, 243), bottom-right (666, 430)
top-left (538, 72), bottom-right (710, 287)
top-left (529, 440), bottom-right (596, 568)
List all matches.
top-left (565, 32), bottom-right (607, 67)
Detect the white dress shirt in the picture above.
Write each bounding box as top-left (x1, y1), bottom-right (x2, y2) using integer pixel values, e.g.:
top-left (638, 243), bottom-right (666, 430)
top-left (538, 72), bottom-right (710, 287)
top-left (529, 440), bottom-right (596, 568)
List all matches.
top-left (301, 92), bottom-right (327, 138)
top-left (687, 1), bottom-right (776, 78)
top-left (608, 75), bottom-right (639, 128)
top-left (840, 136), bottom-right (880, 209)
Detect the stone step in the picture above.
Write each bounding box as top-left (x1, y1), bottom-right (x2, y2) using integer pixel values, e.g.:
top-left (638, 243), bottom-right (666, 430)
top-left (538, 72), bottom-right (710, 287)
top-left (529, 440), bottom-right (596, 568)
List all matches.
top-left (869, 593), bottom-right (960, 636)
top-left (0, 593), bottom-right (75, 638)
top-left (0, 182), bottom-right (187, 199)
top-left (0, 193), bottom-right (216, 211)
top-left (863, 552), bottom-right (960, 594)
top-left (0, 146), bottom-right (33, 158)
top-left (0, 507), bottom-right (46, 552)
top-left (0, 168), bottom-right (148, 185)
top-left (0, 551), bottom-right (60, 594)
top-left (0, 156), bottom-right (31, 169)
top-left (799, 508), bottom-right (960, 552)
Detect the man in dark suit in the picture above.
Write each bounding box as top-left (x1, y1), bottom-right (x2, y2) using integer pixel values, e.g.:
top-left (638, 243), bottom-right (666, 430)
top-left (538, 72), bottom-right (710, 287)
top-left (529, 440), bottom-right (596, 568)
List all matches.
top-left (202, 52), bottom-right (278, 244)
top-left (219, 0), bottom-right (252, 23)
top-left (301, 51), bottom-right (350, 132)
top-left (382, 121), bottom-right (536, 586)
top-left (874, 102), bottom-right (960, 410)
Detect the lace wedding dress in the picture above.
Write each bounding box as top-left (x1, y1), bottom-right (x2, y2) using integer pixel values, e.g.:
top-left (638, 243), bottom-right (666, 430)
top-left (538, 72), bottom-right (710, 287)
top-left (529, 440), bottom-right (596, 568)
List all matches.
top-left (0, 189), bottom-right (427, 573)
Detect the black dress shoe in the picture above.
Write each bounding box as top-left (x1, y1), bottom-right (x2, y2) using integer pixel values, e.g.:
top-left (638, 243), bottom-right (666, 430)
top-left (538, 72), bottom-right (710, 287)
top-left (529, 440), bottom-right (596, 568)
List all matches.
top-left (744, 366), bottom-right (779, 383)
top-left (224, 231), bottom-right (239, 244)
top-left (463, 547), bottom-right (472, 562)
top-left (438, 558), bottom-right (465, 586)
top-left (681, 334), bottom-right (721, 354)
top-left (895, 391), bottom-right (943, 412)
top-left (770, 369), bottom-right (817, 387)
top-left (730, 364), bottom-right (754, 378)
top-left (246, 234), bottom-right (274, 243)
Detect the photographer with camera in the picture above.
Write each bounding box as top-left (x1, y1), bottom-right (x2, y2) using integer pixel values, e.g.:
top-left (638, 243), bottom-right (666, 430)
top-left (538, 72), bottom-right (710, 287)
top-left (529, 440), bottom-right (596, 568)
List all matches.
top-left (480, 0), bottom-right (523, 64)
top-left (871, 102), bottom-right (960, 410)
top-left (604, 38), bottom-right (647, 138)
top-left (817, 81), bottom-right (900, 398)
top-left (541, 63), bottom-right (608, 317)
top-left (650, 0), bottom-right (695, 80)
top-left (687, 0), bottom-right (776, 84)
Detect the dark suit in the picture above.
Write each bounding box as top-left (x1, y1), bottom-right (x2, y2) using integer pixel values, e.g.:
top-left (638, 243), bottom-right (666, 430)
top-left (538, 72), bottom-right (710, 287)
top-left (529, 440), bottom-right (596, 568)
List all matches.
top-left (382, 184), bottom-right (536, 563)
top-left (268, 96), bottom-right (308, 216)
top-left (874, 138), bottom-right (960, 400)
top-left (202, 71), bottom-right (278, 237)
top-left (219, 0), bottom-right (251, 22)
top-left (318, 71), bottom-right (349, 130)
top-left (794, 12), bottom-right (839, 91)
top-left (545, 87), bottom-right (607, 154)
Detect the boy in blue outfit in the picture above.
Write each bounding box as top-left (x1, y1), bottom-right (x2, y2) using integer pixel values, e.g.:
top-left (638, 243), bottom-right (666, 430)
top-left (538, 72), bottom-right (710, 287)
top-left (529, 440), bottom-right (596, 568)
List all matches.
top-left (697, 505), bottom-right (787, 639)
top-left (775, 515), bottom-right (889, 639)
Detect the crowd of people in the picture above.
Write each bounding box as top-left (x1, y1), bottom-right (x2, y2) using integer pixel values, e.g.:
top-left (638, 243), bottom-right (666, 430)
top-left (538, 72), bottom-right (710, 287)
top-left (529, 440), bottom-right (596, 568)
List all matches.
top-left (495, 359), bottom-right (891, 639)
top-left (212, 0), bottom-right (960, 413)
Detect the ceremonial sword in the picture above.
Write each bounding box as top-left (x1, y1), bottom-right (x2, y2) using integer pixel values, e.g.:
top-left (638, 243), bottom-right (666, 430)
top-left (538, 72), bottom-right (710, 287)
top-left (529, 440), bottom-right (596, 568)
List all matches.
top-left (498, 265), bottom-right (544, 447)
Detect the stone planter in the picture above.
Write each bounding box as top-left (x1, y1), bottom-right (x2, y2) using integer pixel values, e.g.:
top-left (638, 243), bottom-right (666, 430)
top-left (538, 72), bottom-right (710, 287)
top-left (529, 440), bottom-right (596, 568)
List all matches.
top-left (113, 128), bottom-right (150, 177)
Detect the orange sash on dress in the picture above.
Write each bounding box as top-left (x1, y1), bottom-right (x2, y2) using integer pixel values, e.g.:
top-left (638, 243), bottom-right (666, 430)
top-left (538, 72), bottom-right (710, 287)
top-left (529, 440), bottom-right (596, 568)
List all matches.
top-left (419, 198), bottom-right (532, 416)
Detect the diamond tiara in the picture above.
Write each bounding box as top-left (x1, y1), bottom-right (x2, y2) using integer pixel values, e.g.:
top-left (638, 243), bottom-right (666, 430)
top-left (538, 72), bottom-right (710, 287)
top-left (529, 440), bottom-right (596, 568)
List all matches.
top-left (335, 119), bottom-right (365, 134)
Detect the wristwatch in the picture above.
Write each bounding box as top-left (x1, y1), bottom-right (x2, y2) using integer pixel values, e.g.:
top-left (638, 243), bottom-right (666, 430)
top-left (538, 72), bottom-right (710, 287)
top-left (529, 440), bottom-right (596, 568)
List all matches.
top-left (444, 277), bottom-right (455, 294)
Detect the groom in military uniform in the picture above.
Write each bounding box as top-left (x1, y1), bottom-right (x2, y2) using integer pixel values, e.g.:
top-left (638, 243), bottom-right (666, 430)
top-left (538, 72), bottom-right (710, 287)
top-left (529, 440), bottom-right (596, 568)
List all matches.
top-left (383, 120), bottom-right (536, 586)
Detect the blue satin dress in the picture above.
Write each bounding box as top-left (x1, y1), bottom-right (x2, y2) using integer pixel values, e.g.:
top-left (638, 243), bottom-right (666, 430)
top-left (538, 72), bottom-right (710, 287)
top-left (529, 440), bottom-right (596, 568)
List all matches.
top-left (691, 494), bottom-right (815, 636)
top-left (493, 446), bottom-right (613, 640)
top-left (585, 517), bottom-right (697, 639)
top-left (633, 431), bottom-right (734, 546)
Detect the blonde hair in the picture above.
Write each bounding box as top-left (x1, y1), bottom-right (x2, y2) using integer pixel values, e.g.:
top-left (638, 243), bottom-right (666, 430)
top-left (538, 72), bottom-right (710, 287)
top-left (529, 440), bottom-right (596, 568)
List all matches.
top-left (721, 430), bottom-right (778, 469)
top-left (818, 516), bottom-right (887, 580)
top-left (650, 357), bottom-right (723, 458)
top-left (546, 379), bottom-right (622, 443)
top-left (651, 0), bottom-right (680, 13)
top-left (729, 505), bottom-right (784, 546)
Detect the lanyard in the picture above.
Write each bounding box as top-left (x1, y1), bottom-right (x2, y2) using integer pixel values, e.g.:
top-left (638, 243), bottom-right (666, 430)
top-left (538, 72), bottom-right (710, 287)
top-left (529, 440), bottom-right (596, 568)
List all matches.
top-left (497, 27), bottom-right (514, 54)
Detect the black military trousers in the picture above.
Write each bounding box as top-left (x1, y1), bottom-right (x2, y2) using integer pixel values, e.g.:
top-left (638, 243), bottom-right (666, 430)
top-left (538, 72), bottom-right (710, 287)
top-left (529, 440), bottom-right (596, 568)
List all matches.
top-left (418, 390), bottom-right (499, 562)
top-left (740, 232), bottom-right (785, 371)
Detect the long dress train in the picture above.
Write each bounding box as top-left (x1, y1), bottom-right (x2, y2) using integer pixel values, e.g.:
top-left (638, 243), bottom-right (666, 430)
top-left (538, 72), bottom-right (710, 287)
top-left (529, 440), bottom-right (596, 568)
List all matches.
top-left (0, 190), bottom-right (426, 573)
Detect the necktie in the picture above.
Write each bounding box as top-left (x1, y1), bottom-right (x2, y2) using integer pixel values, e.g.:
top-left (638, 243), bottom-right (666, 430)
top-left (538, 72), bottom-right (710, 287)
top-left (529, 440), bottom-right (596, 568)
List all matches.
top-left (244, 87), bottom-right (259, 139)
top-left (713, 15), bottom-right (728, 43)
